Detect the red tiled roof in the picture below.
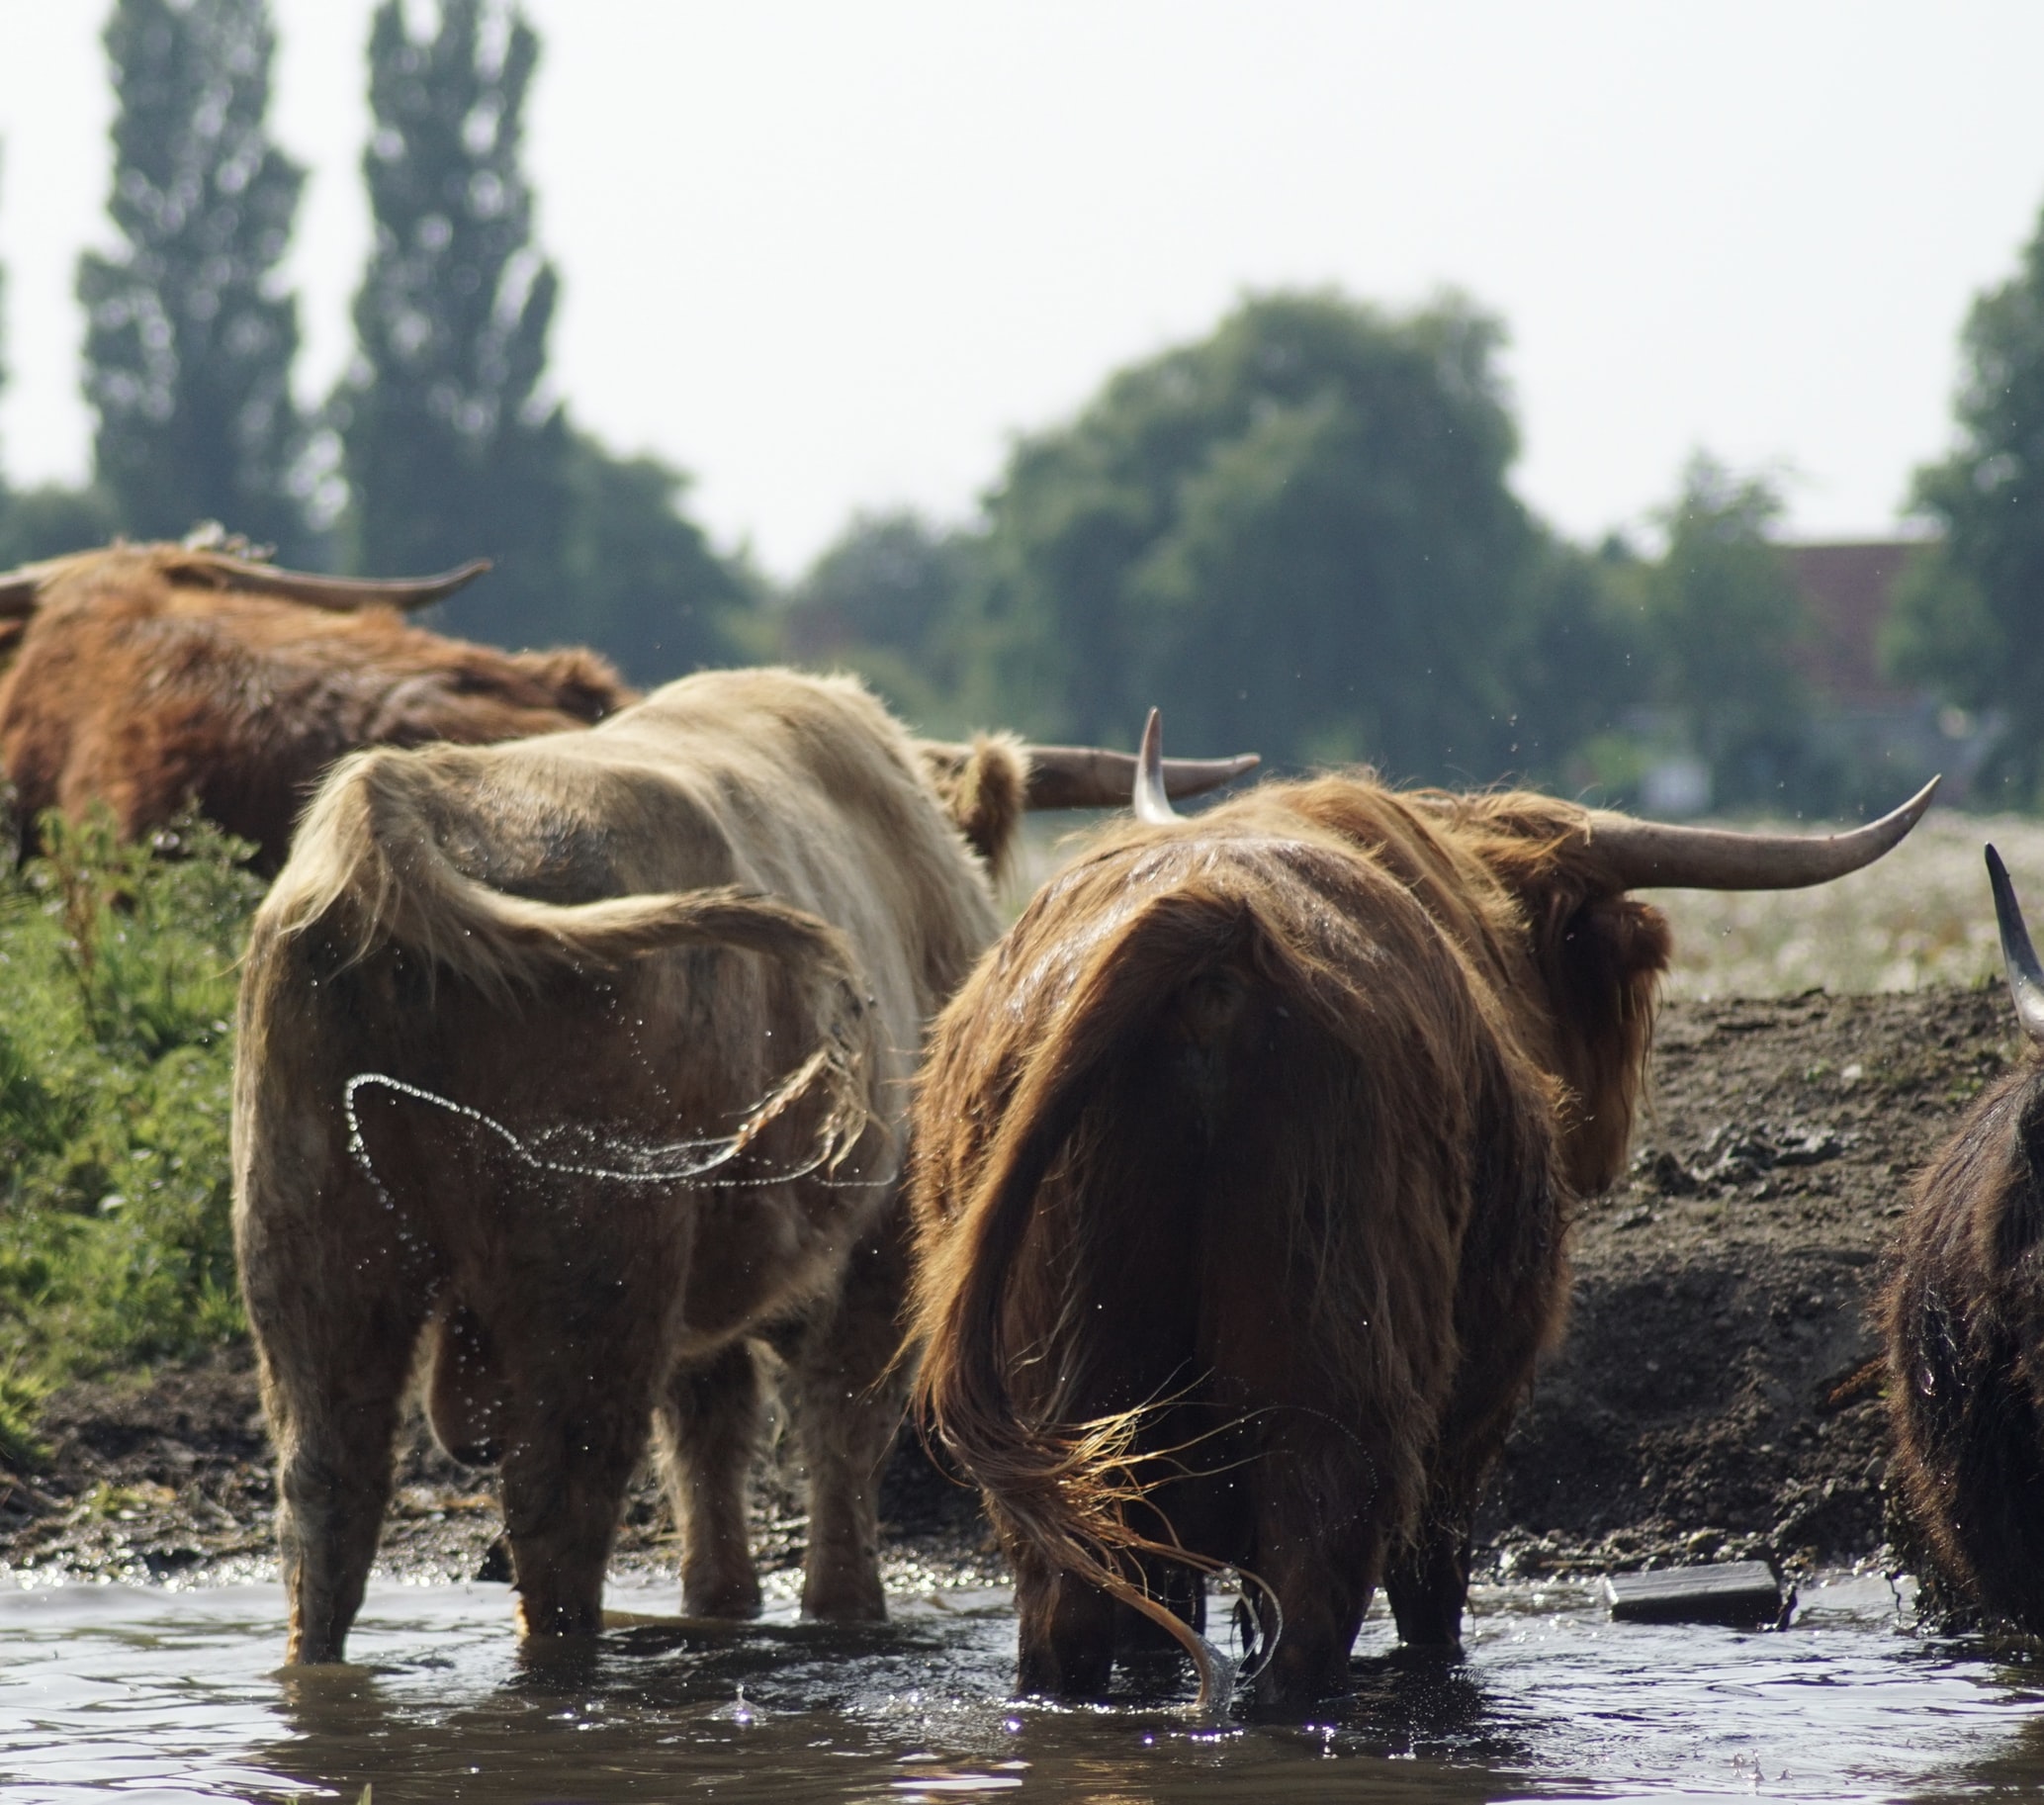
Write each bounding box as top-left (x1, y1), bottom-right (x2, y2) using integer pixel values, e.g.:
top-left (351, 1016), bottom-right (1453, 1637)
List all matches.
top-left (1780, 540), bottom-right (1923, 709)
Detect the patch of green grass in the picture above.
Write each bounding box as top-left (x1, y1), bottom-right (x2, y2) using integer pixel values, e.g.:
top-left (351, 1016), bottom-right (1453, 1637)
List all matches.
top-left (0, 1354), bottom-right (48, 1469)
top-left (0, 810), bottom-right (262, 1457)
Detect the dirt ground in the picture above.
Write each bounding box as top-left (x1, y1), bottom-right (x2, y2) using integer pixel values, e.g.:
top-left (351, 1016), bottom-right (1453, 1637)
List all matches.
top-left (0, 982), bottom-right (2019, 1595)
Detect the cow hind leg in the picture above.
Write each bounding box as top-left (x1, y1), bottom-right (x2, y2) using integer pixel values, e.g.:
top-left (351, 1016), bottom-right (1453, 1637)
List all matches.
top-left (1014, 1544), bottom-right (1118, 1699)
top-left (498, 1364), bottom-right (663, 1640)
top-left (657, 1341), bottom-right (765, 1619)
top-left (1243, 1425), bottom-right (1388, 1714)
top-left (248, 1245), bottom-right (431, 1666)
top-left (1114, 1555), bottom-right (1206, 1658)
top-left (1385, 1382), bottom-right (1531, 1653)
top-left (493, 1219), bottom-right (680, 1640)
top-left (773, 1225), bottom-right (909, 1622)
top-left (1383, 1512), bottom-right (1473, 1653)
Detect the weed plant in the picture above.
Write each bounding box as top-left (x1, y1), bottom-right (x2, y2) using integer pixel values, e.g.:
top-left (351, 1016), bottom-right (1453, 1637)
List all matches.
top-left (0, 811), bottom-right (261, 1460)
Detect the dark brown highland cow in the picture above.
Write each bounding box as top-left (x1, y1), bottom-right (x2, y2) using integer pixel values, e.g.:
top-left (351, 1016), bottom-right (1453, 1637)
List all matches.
top-left (0, 541), bottom-right (629, 868)
top-left (909, 716), bottom-right (1935, 1710)
top-left (234, 670), bottom-right (1252, 1665)
top-left (1882, 846), bottom-right (2044, 1635)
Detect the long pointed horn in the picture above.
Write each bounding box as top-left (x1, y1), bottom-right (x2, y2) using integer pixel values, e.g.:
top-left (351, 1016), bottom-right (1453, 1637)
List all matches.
top-left (1586, 776), bottom-right (1938, 891)
top-left (1987, 845), bottom-right (2044, 1045)
top-left (170, 551), bottom-right (492, 612)
top-left (1020, 742), bottom-right (1258, 812)
top-left (1133, 708), bottom-right (1177, 824)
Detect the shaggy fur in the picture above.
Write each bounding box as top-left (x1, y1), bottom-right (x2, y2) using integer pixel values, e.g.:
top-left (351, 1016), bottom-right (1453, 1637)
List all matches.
top-left (235, 668), bottom-right (1022, 1664)
top-left (914, 733), bottom-right (1028, 877)
top-left (0, 543), bottom-right (630, 869)
top-left (1880, 1052), bottom-right (2044, 1633)
top-left (908, 776), bottom-right (1674, 1709)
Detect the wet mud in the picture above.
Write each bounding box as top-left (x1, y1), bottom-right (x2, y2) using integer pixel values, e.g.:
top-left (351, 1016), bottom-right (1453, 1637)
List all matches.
top-left (0, 983), bottom-right (2017, 1594)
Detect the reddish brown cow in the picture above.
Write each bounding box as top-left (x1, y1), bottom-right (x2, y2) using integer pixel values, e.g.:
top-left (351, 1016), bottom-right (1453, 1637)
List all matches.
top-left (0, 542), bottom-right (629, 868)
top-left (1880, 846), bottom-right (2044, 1634)
top-left (909, 717), bottom-right (1935, 1710)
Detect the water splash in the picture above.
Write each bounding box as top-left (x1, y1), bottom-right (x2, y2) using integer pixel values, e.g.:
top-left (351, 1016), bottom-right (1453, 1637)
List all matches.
top-left (342, 1066), bottom-right (895, 1199)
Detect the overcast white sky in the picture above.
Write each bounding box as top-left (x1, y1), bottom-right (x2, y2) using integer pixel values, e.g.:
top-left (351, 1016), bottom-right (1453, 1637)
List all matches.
top-left (0, 1), bottom-right (2039, 579)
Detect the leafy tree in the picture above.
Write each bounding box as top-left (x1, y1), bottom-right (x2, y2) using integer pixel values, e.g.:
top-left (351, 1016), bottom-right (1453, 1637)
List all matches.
top-left (1887, 198), bottom-right (2044, 802)
top-left (0, 141), bottom-right (8, 458)
top-left (76, 0), bottom-right (313, 560)
top-left (0, 487), bottom-right (124, 569)
top-left (556, 429), bottom-right (754, 684)
top-left (336, 0), bottom-right (751, 677)
top-left (337, 0), bottom-right (567, 638)
top-left (1499, 529), bottom-right (1650, 787)
top-left (1638, 455), bottom-right (1814, 807)
top-left (970, 292), bottom-right (1541, 778)
top-left (2, 150), bottom-right (124, 569)
top-left (779, 512), bottom-right (982, 725)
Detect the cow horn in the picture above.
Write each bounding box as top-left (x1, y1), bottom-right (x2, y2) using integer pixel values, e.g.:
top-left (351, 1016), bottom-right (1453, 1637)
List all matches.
top-left (1586, 776), bottom-right (1938, 891)
top-left (1132, 708), bottom-right (1177, 824)
top-left (175, 551), bottom-right (493, 612)
top-left (1020, 740), bottom-right (1258, 812)
top-left (1987, 845), bottom-right (2044, 1045)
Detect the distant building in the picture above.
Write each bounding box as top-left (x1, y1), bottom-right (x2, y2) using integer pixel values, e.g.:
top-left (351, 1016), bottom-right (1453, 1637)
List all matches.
top-left (1778, 537), bottom-right (1988, 805)
top-left (1782, 541), bottom-right (1921, 710)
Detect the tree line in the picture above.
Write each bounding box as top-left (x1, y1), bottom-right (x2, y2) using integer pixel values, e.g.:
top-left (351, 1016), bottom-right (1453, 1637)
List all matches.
top-left (0, 0), bottom-right (746, 682)
top-left (1, 0), bottom-right (2039, 810)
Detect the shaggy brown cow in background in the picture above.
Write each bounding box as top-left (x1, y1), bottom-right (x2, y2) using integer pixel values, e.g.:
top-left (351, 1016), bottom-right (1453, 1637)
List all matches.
top-left (1881, 846), bottom-right (2044, 1635)
top-left (0, 541), bottom-right (628, 868)
top-left (909, 714), bottom-right (1935, 1710)
top-left (234, 671), bottom-right (1253, 1665)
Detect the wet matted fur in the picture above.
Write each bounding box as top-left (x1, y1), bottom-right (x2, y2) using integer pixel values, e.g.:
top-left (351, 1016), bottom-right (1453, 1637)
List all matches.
top-left (1880, 1053), bottom-right (2044, 1634)
top-left (235, 667), bottom-right (1022, 1663)
top-left (0, 543), bottom-right (629, 868)
top-left (908, 775), bottom-right (1673, 1709)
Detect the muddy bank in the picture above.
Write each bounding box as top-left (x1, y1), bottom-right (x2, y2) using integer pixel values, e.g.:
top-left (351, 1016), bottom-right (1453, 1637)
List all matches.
top-left (0, 983), bottom-right (2016, 1593)
top-left (1484, 981), bottom-right (2015, 1579)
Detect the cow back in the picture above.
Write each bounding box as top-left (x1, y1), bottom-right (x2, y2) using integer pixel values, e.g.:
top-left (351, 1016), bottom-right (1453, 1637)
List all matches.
top-left (0, 545), bottom-right (631, 866)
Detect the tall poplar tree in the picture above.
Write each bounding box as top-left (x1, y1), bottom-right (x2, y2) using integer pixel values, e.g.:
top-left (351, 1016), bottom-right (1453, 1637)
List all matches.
top-left (336, 0), bottom-right (752, 675)
top-left (338, 0), bottom-right (568, 645)
top-left (0, 142), bottom-right (11, 523)
top-left (77, 0), bottom-right (312, 559)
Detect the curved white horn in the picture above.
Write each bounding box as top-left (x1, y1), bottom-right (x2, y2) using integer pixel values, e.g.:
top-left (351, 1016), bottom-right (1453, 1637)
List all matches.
top-left (1017, 743), bottom-right (1258, 811)
top-left (1988, 845), bottom-right (2044, 1045)
top-left (1133, 708), bottom-right (1178, 824)
top-left (1587, 777), bottom-right (1939, 891)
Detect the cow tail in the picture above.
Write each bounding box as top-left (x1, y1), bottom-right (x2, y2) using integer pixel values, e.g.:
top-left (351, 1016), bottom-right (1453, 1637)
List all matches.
top-left (914, 883), bottom-right (1263, 1712)
top-left (261, 747), bottom-right (871, 1151)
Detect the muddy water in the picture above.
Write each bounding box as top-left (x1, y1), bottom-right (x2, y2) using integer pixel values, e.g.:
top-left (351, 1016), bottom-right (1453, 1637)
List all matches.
top-left (2, 1573), bottom-right (2040, 1802)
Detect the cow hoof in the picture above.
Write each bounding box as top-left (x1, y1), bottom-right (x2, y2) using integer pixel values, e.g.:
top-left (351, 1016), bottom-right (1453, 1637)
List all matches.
top-left (682, 1581), bottom-right (763, 1621)
top-left (513, 1595), bottom-right (603, 1639)
top-left (800, 1588), bottom-right (888, 1624)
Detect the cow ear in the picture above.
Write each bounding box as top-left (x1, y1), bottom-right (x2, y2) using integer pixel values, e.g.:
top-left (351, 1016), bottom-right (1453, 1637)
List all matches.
top-left (1565, 893), bottom-right (1673, 992)
top-left (510, 648), bottom-right (632, 722)
top-left (921, 735), bottom-right (1027, 875)
top-left (1544, 893), bottom-right (1673, 1195)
